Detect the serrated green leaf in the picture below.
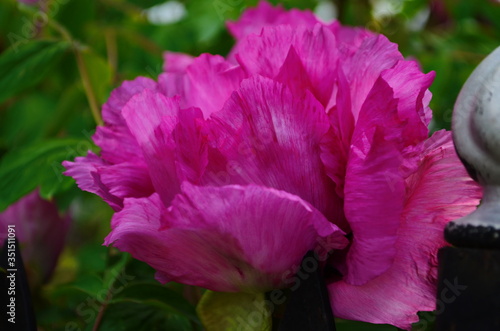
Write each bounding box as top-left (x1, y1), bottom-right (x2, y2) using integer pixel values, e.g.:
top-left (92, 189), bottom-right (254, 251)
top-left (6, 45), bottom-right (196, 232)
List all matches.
top-left (197, 291), bottom-right (271, 331)
top-left (0, 40), bottom-right (70, 103)
top-left (0, 138), bottom-right (94, 211)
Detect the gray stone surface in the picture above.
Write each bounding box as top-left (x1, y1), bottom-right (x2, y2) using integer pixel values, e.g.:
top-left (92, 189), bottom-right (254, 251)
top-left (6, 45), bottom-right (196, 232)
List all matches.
top-left (449, 46), bottom-right (500, 238)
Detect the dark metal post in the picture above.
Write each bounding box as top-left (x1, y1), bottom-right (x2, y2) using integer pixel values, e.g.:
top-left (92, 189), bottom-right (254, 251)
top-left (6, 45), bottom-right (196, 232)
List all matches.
top-left (278, 251), bottom-right (336, 331)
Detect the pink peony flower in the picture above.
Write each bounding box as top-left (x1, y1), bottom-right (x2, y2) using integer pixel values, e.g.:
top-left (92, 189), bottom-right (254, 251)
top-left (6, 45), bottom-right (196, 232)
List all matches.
top-left (63, 1), bottom-right (481, 328)
top-left (0, 190), bottom-right (70, 287)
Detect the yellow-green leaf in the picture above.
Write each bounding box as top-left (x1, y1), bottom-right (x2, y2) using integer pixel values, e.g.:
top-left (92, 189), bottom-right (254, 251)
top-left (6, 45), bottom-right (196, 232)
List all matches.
top-left (197, 291), bottom-right (272, 331)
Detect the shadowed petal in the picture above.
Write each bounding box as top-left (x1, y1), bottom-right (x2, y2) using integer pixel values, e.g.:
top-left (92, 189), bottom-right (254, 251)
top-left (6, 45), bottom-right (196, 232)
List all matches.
top-left (62, 152), bottom-right (123, 211)
top-left (105, 183), bottom-right (347, 292)
top-left (328, 130), bottom-right (482, 330)
top-left (341, 79), bottom-right (405, 285)
top-left (121, 91), bottom-right (181, 205)
top-left (122, 90), bottom-right (208, 204)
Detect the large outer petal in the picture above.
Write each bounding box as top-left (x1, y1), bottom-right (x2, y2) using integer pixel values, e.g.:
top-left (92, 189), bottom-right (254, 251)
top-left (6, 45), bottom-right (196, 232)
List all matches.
top-left (203, 76), bottom-right (345, 229)
top-left (105, 183), bottom-right (347, 292)
top-left (328, 131), bottom-right (481, 329)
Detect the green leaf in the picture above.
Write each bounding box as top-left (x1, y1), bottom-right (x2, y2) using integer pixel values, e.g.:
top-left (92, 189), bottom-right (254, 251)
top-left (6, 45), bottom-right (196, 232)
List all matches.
top-left (112, 282), bottom-right (199, 323)
top-left (197, 291), bottom-right (271, 331)
top-left (97, 301), bottom-right (195, 331)
top-left (335, 319), bottom-right (399, 331)
top-left (0, 40), bottom-right (70, 103)
top-left (0, 138), bottom-right (94, 211)
top-left (81, 50), bottom-right (112, 105)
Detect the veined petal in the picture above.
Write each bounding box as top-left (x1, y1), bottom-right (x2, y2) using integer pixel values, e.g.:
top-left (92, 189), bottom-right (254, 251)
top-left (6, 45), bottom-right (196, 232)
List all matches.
top-left (226, 1), bottom-right (318, 41)
top-left (102, 77), bottom-right (158, 127)
top-left (159, 54), bottom-right (246, 118)
top-left (122, 90), bottom-right (208, 205)
top-left (62, 152), bottom-right (122, 211)
top-left (236, 25), bottom-right (338, 107)
top-left (105, 183), bottom-right (347, 292)
top-left (329, 130), bottom-right (481, 330)
top-left (122, 90), bottom-right (181, 205)
top-left (204, 76), bottom-right (345, 227)
top-left (342, 129), bottom-right (404, 285)
top-left (99, 161), bottom-right (154, 200)
top-left (95, 77), bottom-right (158, 164)
top-left (340, 79), bottom-right (405, 285)
top-left (380, 60), bottom-right (435, 144)
top-left (162, 51), bottom-right (194, 72)
top-left (93, 125), bottom-right (143, 163)
top-left (339, 34), bottom-right (402, 121)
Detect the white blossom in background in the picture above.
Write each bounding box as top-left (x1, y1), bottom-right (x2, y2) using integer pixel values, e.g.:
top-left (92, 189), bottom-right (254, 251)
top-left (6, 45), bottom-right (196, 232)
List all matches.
top-left (370, 0), bottom-right (403, 20)
top-left (315, 0), bottom-right (337, 23)
top-left (144, 1), bottom-right (187, 25)
top-left (406, 6), bottom-right (430, 32)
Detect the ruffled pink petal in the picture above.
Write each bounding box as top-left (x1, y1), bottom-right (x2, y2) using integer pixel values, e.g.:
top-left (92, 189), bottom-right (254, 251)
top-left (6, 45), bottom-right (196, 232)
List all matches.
top-left (329, 22), bottom-right (373, 57)
top-left (329, 131), bottom-right (481, 329)
top-left (121, 90), bottom-right (209, 205)
top-left (99, 162), bottom-right (154, 199)
top-left (380, 60), bottom-right (435, 144)
top-left (162, 52), bottom-right (194, 73)
top-left (102, 77), bottom-right (158, 127)
top-left (93, 125), bottom-right (143, 163)
top-left (340, 79), bottom-right (406, 285)
top-left (203, 75), bottom-right (345, 228)
top-left (121, 90), bottom-right (181, 205)
top-left (342, 129), bottom-right (405, 286)
top-left (320, 67), bottom-right (355, 199)
top-left (62, 152), bottom-right (123, 211)
top-left (184, 54), bottom-right (246, 117)
top-left (159, 54), bottom-right (246, 118)
top-left (236, 25), bottom-right (338, 107)
top-left (226, 1), bottom-right (319, 41)
top-left (94, 77), bottom-right (159, 165)
top-left (105, 183), bottom-right (347, 292)
top-left (338, 34), bottom-right (402, 121)
top-left (173, 107), bottom-right (209, 184)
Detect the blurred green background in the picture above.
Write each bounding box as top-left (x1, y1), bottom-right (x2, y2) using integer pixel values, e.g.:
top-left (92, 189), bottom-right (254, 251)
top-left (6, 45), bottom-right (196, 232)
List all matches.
top-left (0, 0), bottom-right (499, 330)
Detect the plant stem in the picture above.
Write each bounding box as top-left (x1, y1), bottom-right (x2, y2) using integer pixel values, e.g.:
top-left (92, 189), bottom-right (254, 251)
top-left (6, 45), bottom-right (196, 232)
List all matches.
top-left (75, 48), bottom-right (103, 126)
top-left (92, 289), bottom-right (113, 331)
